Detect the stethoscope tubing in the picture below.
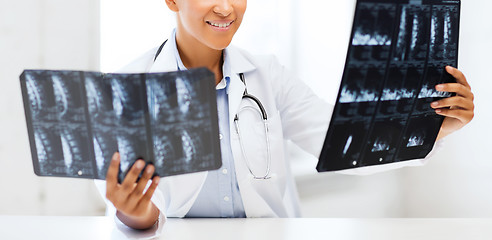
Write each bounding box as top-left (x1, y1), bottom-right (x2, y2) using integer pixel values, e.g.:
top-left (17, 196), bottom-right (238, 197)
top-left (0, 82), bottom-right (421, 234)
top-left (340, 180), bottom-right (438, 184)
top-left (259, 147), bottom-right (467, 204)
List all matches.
top-left (234, 73), bottom-right (272, 180)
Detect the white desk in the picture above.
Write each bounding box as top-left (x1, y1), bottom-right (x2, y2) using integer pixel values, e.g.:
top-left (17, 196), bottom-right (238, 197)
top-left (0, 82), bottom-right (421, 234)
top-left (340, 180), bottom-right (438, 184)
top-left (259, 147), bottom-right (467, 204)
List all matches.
top-left (1, 216), bottom-right (492, 240)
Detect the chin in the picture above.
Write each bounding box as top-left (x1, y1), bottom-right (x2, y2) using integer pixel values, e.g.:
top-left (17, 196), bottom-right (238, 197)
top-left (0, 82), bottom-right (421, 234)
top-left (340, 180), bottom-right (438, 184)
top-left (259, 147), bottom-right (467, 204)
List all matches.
top-left (208, 39), bottom-right (234, 50)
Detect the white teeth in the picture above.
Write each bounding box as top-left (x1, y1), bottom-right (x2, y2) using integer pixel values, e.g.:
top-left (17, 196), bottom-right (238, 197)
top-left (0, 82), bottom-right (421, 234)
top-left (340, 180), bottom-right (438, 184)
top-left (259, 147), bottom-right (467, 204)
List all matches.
top-left (209, 21), bottom-right (232, 28)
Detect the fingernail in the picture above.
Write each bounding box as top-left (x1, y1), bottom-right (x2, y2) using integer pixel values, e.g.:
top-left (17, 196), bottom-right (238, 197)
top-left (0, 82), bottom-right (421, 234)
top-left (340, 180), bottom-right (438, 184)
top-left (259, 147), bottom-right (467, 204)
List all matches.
top-left (146, 166), bottom-right (154, 174)
top-left (436, 85), bottom-right (444, 91)
top-left (436, 109), bottom-right (442, 113)
top-left (112, 152), bottom-right (119, 161)
top-left (431, 102), bottom-right (438, 107)
top-left (446, 66), bottom-right (454, 72)
top-left (136, 161), bottom-right (145, 169)
top-left (154, 177), bottom-right (160, 185)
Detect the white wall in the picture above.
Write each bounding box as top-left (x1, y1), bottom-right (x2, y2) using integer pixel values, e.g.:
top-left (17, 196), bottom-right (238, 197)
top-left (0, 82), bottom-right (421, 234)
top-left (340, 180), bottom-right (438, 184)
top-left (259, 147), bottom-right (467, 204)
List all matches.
top-left (100, 0), bottom-right (175, 72)
top-left (0, 0), bottom-right (105, 215)
top-left (400, 0), bottom-right (492, 217)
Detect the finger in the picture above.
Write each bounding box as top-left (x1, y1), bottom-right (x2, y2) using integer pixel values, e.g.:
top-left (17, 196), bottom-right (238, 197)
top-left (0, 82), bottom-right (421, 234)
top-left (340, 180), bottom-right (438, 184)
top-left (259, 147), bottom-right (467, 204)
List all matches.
top-left (120, 160), bottom-right (146, 194)
top-left (431, 96), bottom-right (474, 110)
top-left (125, 166), bottom-right (156, 209)
top-left (435, 108), bottom-right (474, 124)
top-left (140, 176), bottom-right (160, 204)
top-left (132, 164), bottom-right (155, 196)
top-left (446, 66), bottom-right (471, 89)
top-left (435, 83), bottom-right (474, 100)
top-left (106, 152), bottom-right (120, 195)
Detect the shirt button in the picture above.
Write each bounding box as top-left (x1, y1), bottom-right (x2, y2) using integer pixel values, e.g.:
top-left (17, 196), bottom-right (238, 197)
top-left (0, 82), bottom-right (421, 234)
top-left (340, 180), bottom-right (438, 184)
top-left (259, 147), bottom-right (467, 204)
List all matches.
top-left (223, 196), bottom-right (230, 202)
top-left (219, 134), bottom-right (223, 140)
top-left (222, 169), bottom-right (228, 174)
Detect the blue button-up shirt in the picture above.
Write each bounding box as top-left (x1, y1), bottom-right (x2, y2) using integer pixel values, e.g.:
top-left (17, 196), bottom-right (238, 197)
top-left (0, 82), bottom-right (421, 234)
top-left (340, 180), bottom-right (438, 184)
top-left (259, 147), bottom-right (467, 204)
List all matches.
top-left (167, 30), bottom-right (246, 218)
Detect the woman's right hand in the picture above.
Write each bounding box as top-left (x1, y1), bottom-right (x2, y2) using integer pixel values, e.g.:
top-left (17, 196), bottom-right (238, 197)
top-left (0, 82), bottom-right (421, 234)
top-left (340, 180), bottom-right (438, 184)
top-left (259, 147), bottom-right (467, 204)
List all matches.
top-left (105, 152), bottom-right (161, 230)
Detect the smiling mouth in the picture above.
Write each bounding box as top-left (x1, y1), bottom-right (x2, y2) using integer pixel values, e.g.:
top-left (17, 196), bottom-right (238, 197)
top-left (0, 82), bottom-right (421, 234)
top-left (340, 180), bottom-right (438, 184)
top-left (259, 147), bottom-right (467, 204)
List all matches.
top-left (206, 21), bottom-right (234, 28)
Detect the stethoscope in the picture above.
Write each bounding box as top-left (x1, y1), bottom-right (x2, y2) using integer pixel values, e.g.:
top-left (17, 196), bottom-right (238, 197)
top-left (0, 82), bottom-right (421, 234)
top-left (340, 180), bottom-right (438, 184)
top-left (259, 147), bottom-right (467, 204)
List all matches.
top-left (154, 40), bottom-right (272, 180)
top-left (234, 73), bottom-right (272, 180)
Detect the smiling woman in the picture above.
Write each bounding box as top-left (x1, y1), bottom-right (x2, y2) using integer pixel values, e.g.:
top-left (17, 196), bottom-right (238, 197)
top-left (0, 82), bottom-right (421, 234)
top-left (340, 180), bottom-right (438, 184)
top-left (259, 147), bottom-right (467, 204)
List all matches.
top-left (96, 0), bottom-right (488, 230)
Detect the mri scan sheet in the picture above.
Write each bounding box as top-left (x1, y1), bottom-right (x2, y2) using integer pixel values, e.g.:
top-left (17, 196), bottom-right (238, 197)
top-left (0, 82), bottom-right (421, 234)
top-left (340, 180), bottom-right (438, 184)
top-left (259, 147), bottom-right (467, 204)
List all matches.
top-left (317, 0), bottom-right (460, 171)
top-left (20, 68), bottom-right (222, 181)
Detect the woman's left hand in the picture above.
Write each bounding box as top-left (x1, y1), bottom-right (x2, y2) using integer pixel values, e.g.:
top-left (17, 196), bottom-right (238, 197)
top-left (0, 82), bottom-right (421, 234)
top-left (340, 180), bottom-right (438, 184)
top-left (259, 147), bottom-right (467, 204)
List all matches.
top-left (431, 66), bottom-right (475, 140)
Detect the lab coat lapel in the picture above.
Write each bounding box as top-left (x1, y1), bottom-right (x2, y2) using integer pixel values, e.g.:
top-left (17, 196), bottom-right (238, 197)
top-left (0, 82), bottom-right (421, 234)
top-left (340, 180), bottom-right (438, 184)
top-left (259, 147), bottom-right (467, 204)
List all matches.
top-left (226, 47), bottom-right (255, 127)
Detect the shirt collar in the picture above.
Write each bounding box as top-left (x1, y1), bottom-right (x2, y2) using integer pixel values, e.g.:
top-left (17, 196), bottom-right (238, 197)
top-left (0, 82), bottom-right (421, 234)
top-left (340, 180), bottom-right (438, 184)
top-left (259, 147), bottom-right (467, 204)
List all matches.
top-left (171, 29), bottom-right (230, 90)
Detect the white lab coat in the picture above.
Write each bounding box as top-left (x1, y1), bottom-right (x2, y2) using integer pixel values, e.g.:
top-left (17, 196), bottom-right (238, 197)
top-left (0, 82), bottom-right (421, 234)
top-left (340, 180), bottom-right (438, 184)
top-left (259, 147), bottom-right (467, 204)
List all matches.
top-left (96, 38), bottom-right (441, 220)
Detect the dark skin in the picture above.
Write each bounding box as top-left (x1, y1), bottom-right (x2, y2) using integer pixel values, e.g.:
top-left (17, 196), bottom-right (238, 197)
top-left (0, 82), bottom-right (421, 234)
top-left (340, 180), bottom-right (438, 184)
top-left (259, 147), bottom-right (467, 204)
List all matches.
top-left (105, 153), bottom-right (161, 230)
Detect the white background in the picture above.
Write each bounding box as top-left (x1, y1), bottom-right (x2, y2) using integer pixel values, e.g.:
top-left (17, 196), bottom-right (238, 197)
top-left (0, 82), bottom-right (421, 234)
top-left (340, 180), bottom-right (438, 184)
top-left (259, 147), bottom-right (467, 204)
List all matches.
top-left (0, 0), bottom-right (491, 217)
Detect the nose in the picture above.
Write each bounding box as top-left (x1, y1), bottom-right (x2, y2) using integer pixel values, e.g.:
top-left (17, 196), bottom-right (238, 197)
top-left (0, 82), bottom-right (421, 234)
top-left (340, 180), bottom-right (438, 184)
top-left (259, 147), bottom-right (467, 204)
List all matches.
top-left (213, 0), bottom-right (233, 17)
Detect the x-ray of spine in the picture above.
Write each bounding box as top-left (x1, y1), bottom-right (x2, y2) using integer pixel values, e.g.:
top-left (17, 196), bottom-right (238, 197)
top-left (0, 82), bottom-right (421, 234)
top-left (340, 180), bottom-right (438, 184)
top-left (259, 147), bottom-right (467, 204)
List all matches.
top-left (85, 73), bottom-right (151, 180)
top-left (418, 65), bottom-right (453, 98)
top-left (146, 74), bottom-right (177, 123)
top-left (50, 72), bottom-right (86, 122)
top-left (34, 127), bottom-right (65, 175)
top-left (146, 73), bottom-right (210, 124)
top-left (57, 127), bottom-right (93, 176)
top-left (351, 3), bottom-right (397, 62)
top-left (35, 127), bottom-right (92, 177)
top-left (106, 74), bottom-right (150, 179)
top-left (22, 68), bottom-right (221, 180)
top-left (393, 5), bottom-right (430, 62)
top-left (352, 3), bottom-right (395, 46)
top-left (85, 73), bottom-right (117, 179)
top-left (25, 71), bottom-right (57, 121)
top-left (109, 75), bottom-right (147, 127)
top-left (116, 131), bottom-right (148, 181)
top-left (318, 0), bottom-right (460, 172)
top-left (429, 5), bottom-right (459, 61)
top-left (24, 71), bottom-right (94, 177)
top-left (339, 66), bottom-right (384, 103)
top-left (361, 118), bottom-right (405, 165)
top-left (380, 66), bottom-right (422, 101)
top-left (85, 73), bottom-right (115, 124)
top-left (318, 121), bottom-right (370, 170)
top-left (378, 66), bottom-right (424, 116)
top-left (396, 115), bottom-right (442, 161)
top-left (146, 72), bottom-right (216, 176)
top-left (91, 132), bottom-right (117, 178)
top-left (152, 127), bottom-right (212, 176)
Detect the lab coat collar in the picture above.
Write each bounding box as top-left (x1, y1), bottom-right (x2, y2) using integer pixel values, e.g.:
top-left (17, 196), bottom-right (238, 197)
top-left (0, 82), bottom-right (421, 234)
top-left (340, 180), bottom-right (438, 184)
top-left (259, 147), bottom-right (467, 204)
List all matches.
top-left (149, 31), bottom-right (256, 76)
top-left (224, 46), bottom-right (256, 76)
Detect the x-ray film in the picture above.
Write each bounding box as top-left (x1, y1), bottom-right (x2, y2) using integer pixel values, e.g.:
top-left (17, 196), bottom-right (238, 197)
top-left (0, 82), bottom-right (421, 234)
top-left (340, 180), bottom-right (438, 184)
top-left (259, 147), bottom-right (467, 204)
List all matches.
top-left (318, 0), bottom-right (460, 171)
top-left (20, 68), bottom-right (222, 181)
